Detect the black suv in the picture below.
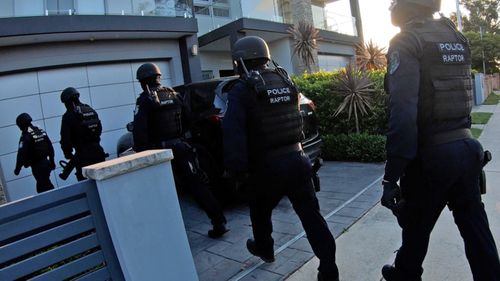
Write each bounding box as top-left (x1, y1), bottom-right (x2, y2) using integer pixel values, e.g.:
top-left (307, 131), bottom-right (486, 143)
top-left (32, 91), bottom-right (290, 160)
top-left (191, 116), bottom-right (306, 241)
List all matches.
top-left (117, 77), bottom-right (323, 194)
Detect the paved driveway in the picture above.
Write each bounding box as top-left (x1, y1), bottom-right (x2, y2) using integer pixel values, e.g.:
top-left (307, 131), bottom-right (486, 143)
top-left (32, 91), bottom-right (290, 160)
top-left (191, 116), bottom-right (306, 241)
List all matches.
top-left (179, 161), bottom-right (384, 281)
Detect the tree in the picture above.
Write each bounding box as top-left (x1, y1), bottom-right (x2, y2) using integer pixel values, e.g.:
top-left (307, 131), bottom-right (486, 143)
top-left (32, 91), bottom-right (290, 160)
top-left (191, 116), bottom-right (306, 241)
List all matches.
top-left (449, 0), bottom-right (500, 73)
top-left (464, 31), bottom-right (500, 73)
top-left (333, 64), bottom-right (375, 134)
top-left (288, 21), bottom-right (320, 73)
top-left (454, 0), bottom-right (499, 34)
top-left (355, 40), bottom-right (387, 71)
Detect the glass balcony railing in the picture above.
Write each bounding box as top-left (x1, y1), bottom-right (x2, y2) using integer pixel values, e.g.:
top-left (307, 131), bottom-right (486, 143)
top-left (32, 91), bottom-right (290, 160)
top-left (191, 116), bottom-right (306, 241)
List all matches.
top-left (0, 0), bottom-right (194, 19)
top-left (317, 11), bottom-right (357, 36)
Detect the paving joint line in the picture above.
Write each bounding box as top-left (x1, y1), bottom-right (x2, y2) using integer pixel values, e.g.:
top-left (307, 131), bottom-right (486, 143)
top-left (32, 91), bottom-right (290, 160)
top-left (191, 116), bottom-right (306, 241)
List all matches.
top-left (228, 175), bottom-right (384, 281)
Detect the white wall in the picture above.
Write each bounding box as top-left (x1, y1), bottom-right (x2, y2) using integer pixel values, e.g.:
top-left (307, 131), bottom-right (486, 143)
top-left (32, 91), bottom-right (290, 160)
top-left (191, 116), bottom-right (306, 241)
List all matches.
top-left (0, 40), bottom-right (185, 85)
top-left (268, 38), bottom-right (294, 75)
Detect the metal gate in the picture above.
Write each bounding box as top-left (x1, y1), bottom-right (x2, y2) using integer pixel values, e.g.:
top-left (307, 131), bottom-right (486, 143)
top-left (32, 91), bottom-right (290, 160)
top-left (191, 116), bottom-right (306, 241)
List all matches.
top-left (0, 181), bottom-right (124, 281)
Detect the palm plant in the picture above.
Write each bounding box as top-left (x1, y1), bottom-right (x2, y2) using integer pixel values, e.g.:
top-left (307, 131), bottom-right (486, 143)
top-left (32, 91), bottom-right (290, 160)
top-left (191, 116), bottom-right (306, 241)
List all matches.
top-left (288, 20), bottom-right (320, 72)
top-left (356, 40), bottom-right (387, 71)
top-left (333, 64), bottom-right (375, 133)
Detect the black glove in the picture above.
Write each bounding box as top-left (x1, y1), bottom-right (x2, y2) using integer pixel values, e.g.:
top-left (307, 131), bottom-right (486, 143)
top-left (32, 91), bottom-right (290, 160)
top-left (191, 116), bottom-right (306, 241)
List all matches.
top-left (64, 152), bottom-right (73, 160)
top-left (14, 167), bottom-right (21, 176)
top-left (381, 180), bottom-right (402, 212)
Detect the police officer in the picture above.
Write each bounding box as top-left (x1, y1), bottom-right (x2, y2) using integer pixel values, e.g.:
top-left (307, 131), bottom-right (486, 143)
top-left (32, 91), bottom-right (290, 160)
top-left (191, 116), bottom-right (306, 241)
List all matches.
top-left (223, 36), bottom-right (339, 281)
top-left (133, 63), bottom-right (228, 239)
top-left (60, 87), bottom-right (106, 181)
top-left (14, 113), bottom-right (55, 193)
top-left (381, 1), bottom-right (500, 280)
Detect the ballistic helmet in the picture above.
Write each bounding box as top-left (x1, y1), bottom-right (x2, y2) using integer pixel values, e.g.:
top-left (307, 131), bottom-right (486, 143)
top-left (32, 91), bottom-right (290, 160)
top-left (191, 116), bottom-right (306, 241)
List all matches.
top-left (232, 36), bottom-right (271, 63)
top-left (390, 0), bottom-right (441, 12)
top-left (16, 113), bottom-right (32, 129)
top-left (60, 87), bottom-right (80, 103)
top-left (136, 63), bottom-right (162, 81)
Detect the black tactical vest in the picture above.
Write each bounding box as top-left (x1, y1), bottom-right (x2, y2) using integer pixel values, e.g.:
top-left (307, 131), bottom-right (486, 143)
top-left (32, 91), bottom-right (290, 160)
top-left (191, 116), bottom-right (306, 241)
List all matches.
top-left (149, 87), bottom-right (183, 142)
top-left (247, 69), bottom-right (303, 151)
top-left (27, 126), bottom-right (50, 161)
top-left (406, 18), bottom-right (473, 140)
top-left (75, 104), bottom-right (102, 143)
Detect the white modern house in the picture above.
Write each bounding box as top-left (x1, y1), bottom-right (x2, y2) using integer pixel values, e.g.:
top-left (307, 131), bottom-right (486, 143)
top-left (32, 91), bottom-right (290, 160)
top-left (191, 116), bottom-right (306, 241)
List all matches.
top-left (0, 0), bottom-right (362, 202)
top-left (195, 0), bottom-right (363, 78)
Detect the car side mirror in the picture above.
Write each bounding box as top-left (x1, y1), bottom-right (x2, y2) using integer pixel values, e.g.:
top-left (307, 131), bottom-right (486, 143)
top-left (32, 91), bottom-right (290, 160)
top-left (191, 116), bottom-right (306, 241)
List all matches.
top-left (126, 122), bottom-right (134, 132)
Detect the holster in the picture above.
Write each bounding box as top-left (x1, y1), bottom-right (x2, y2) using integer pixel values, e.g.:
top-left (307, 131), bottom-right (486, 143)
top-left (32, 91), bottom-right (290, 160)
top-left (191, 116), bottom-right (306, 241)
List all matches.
top-left (479, 150), bottom-right (492, 194)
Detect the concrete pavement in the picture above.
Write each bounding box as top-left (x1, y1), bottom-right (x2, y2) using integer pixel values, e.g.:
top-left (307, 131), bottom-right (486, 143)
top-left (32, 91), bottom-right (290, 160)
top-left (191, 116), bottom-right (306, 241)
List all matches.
top-left (286, 95), bottom-right (500, 281)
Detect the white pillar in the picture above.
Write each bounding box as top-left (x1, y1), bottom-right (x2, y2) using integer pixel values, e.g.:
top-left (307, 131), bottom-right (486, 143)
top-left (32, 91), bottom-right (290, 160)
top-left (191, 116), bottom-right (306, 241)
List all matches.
top-left (83, 150), bottom-right (198, 281)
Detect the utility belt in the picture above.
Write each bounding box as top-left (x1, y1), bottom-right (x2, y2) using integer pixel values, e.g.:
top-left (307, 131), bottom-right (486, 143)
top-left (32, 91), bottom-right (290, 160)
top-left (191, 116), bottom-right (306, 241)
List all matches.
top-left (157, 138), bottom-right (182, 149)
top-left (265, 143), bottom-right (303, 158)
top-left (422, 128), bottom-right (472, 147)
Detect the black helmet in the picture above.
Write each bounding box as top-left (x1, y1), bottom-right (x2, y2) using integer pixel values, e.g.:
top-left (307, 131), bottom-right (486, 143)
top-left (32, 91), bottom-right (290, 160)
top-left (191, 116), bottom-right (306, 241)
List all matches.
top-left (16, 113), bottom-right (32, 129)
top-left (60, 87), bottom-right (80, 103)
top-left (232, 36), bottom-right (271, 63)
top-left (136, 63), bottom-right (162, 81)
top-left (390, 0), bottom-right (441, 12)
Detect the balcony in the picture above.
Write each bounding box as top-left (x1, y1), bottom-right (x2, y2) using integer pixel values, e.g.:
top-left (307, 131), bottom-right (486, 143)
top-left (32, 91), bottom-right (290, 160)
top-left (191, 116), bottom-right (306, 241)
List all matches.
top-left (313, 0), bottom-right (357, 36)
top-left (0, 0), bottom-right (194, 18)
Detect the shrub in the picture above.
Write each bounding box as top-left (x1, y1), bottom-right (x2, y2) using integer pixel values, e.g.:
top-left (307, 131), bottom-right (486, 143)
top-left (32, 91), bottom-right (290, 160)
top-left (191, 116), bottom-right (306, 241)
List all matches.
top-left (293, 69), bottom-right (388, 136)
top-left (322, 133), bottom-right (386, 162)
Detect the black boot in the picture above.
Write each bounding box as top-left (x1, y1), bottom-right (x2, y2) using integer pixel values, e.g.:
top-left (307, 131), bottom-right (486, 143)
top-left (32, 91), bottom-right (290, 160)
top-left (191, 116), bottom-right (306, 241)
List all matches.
top-left (317, 271), bottom-right (339, 281)
top-left (382, 265), bottom-right (398, 280)
top-left (382, 264), bottom-right (422, 281)
top-left (246, 239), bottom-right (275, 263)
top-left (208, 222), bottom-right (229, 239)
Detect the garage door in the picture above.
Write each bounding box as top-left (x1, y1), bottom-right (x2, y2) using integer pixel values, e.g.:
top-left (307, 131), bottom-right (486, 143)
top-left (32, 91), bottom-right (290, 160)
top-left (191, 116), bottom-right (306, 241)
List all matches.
top-left (0, 61), bottom-right (172, 202)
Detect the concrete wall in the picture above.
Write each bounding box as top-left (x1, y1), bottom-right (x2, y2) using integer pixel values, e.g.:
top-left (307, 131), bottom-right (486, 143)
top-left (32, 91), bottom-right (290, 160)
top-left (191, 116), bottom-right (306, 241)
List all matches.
top-left (199, 51), bottom-right (234, 78)
top-left (83, 149), bottom-right (199, 281)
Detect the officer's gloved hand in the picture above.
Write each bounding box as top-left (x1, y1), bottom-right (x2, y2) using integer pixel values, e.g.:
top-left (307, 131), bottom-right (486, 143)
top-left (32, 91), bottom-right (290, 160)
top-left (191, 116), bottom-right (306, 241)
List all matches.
top-left (381, 180), bottom-right (402, 213)
top-left (14, 168), bottom-right (21, 176)
top-left (64, 152), bottom-right (73, 160)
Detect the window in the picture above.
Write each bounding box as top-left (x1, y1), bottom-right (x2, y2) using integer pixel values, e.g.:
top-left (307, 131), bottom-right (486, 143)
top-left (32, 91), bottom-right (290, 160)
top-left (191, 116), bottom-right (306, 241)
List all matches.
top-left (107, 0), bottom-right (133, 15)
top-left (14, 0), bottom-right (44, 17)
top-left (75, 0), bottom-right (105, 15)
top-left (193, 0), bottom-right (230, 18)
top-left (213, 7), bottom-right (229, 17)
top-left (194, 5), bottom-right (210, 15)
top-left (202, 70), bottom-right (214, 80)
top-left (47, 0), bottom-right (75, 15)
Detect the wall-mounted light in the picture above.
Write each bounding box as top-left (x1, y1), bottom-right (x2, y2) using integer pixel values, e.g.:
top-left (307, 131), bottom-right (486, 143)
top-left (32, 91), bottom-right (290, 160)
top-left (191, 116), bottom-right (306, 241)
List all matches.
top-left (191, 44), bottom-right (198, 56)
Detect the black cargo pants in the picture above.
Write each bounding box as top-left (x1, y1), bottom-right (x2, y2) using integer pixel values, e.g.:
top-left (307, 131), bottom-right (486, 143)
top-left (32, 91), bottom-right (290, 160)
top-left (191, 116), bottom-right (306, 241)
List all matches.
top-left (170, 141), bottom-right (226, 227)
top-left (248, 151), bottom-right (339, 278)
top-left (395, 138), bottom-right (500, 281)
top-left (31, 159), bottom-right (54, 193)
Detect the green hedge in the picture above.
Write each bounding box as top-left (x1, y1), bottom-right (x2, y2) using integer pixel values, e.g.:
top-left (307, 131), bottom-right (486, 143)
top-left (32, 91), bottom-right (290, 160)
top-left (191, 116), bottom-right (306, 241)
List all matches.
top-left (293, 70), bottom-right (388, 136)
top-left (292, 70), bottom-right (389, 162)
top-left (322, 133), bottom-right (386, 162)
